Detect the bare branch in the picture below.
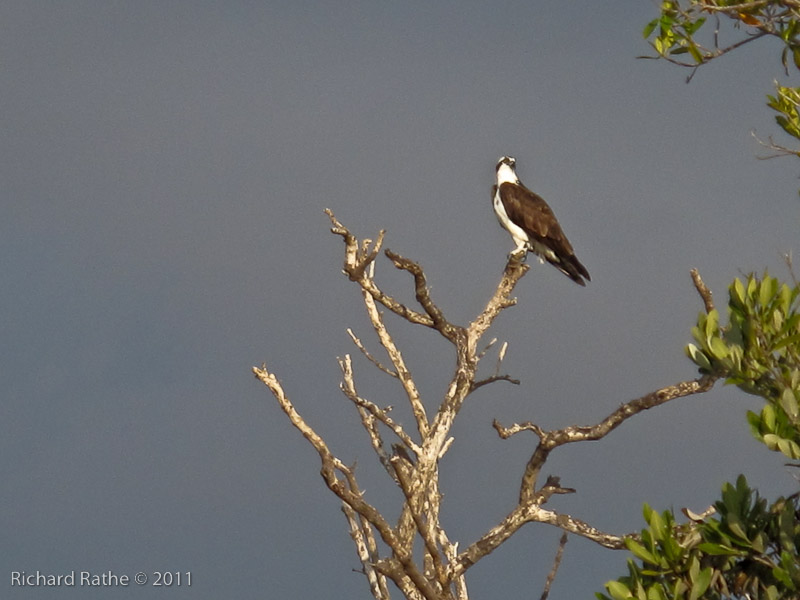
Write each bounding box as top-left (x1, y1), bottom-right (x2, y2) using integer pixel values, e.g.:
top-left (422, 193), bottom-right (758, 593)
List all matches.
top-left (468, 257), bottom-right (529, 354)
top-left (360, 288), bottom-right (429, 438)
top-left (260, 213), bottom-right (724, 600)
top-left (532, 505), bottom-right (627, 549)
top-left (385, 248), bottom-right (464, 343)
top-left (784, 251), bottom-right (799, 287)
top-left (253, 363), bottom-right (440, 600)
top-left (348, 328), bottom-right (398, 378)
top-left (534, 475), bottom-right (576, 506)
top-left (539, 533), bottom-right (568, 600)
top-left (495, 341), bottom-right (508, 373)
top-left (752, 129), bottom-right (800, 159)
top-left (516, 374), bottom-right (718, 502)
top-left (343, 503), bottom-right (391, 600)
top-left (437, 528), bottom-right (467, 600)
top-left (492, 419), bottom-right (546, 439)
top-left (326, 209), bottom-right (434, 328)
top-left (470, 374), bottom-right (520, 392)
top-left (690, 269), bottom-right (715, 314)
top-left (338, 355), bottom-right (421, 456)
top-left (252, 364), bottom-right (423, 586)
top-left (449, 501), bottom-right (627, 581)
top-left (477, 337), bottom-right (498, 360)
top-left (472, 342), bottom-right (518, 390)
top-left (392, 457), bottom-right (447, 588)
top-left (339, 355), bottom-right (393, 476)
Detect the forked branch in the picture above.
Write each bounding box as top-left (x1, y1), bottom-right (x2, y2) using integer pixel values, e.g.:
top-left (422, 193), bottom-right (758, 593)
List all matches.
top-left (254, 213), bottom-right (721, 600)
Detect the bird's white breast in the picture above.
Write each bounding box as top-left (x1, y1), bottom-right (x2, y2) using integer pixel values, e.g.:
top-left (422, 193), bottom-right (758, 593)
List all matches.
top-left (493, 187), bottom-right (530, 247)
top-left (495, 163), bottom-right (518, 185)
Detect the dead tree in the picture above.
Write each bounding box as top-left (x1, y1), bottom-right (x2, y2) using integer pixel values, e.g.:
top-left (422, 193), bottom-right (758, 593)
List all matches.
top-left (253, 210), bottom-right (718, 600)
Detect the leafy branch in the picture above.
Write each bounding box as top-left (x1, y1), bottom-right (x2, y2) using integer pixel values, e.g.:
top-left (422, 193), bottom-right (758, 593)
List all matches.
top-left (643, 1), bottom-right (800, 163)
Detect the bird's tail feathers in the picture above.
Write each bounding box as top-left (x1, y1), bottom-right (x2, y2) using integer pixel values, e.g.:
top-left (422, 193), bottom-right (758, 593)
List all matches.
top-left (551, 255), bottom-right (590, 286)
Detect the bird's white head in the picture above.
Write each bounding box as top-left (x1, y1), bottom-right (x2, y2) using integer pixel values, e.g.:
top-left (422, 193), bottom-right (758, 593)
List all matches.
top-left (495, 155), bottom-right (518, 185)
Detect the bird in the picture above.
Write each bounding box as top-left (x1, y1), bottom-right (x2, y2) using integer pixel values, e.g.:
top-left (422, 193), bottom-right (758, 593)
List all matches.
top-left (492, 155), bottom-right (590, 286)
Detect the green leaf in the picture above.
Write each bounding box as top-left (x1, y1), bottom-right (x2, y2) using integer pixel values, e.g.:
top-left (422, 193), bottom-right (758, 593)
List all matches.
top-left (778, 501), bottom-right (795, 550)
top-left (626, 539), bottom-right (658, 565)
top-left (774, 333), bottom-right (800, 351)
top-left (686, 344), bottom-right (712, 371)
top-left (684, 17), bottom-right (706, 36)
top-left (646, 584), bottom-right (667, 600)
top-left (643, 18), bottom-right (659, 39)
top-left (779, 282), bottom-right (793, 313)
top-left (748, 276), bottom-right (759, 302)
top-left (764, 404), bottom-right (778, 431)
top-left (773, 564), bottom-right (794, 589)
top-left (648, 509), bottom-right (667, 540)
top-left (688, 554), bottom-right (700, 583)
top-left (606, 580), bottom-right (634, 600)
top-left (705, 309), bottom-right (719, 339)
top-left (777, 437), bottom-right (800, 459)
top-left (780, 387), bottom-right (799, 419)
top-left (709, 336), bottom-right (729, 360)
top-left (642, 502), bottom-right (653, 523)
top-left (731, 277), bottom-right (746, 307)
top-left (727, 514), bottom-right (749, 541)
top-left (696, 542), bottom-right (742, 556)
top-left (688, 567), bottom-right (712, 600)
top-left (773, 307), bottom-right (785, 331)
top-left (760, 275), bottom-right (778, 308)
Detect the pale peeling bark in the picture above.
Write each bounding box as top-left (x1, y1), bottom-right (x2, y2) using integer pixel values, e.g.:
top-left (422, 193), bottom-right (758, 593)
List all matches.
top-left (253, 211), bottom-right (719, 600)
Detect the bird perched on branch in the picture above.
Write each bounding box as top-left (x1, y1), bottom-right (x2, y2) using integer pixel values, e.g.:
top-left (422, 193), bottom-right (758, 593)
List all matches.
top-left (492, 155), bottom-right (590, 286)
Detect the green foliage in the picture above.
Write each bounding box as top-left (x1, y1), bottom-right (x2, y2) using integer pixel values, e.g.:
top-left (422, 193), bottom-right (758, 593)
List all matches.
top-left (597, 477), bottom-right (800, 600)
top-left (767, 85), bottom-right (800, 154)
top-left (642, 1), bottom-right (800, 68)
top-left (643, 1), bottom-right (800, 160)
top-left (610, 274), bottom-right (800, 597)
top-left (609, 8), bottom-right (800, 600)
top-left (686, 273), bottom-right (800, 459)
top-left (642, 2), bottom-right (707, 65)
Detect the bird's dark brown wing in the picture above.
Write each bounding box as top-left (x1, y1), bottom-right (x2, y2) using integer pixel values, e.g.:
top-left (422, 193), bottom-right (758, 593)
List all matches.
top-left (497, 182), bottom-right (590, 284)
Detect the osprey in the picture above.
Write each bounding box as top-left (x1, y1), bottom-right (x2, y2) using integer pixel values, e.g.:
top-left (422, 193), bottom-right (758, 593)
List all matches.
top-left (492, 156), bottom-right (590, 286)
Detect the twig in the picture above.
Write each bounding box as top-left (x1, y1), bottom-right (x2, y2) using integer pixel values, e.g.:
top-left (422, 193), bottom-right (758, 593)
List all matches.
top-left (471, 374), bottom-right (521, 392)
top-left (690, 269), bottom-right (715, 314)
top-left (784, 251), bottom-right (799, 287)
top-left (492, 419), bottom-right (546, 439)
top-left (539, 533), bottom-right (568, 600)
top-left (752, 130), bottom-right (800, 159)
top-left (347, 328), bottom-right (398, 378)
top-left (477, 337), bottom-right (498, 360)
top-left (338, 355), bottom-right (420, 455)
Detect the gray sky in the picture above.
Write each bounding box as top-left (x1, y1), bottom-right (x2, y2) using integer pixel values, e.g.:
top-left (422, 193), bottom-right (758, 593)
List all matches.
top-left (3, 2), bottom-right (799, 598)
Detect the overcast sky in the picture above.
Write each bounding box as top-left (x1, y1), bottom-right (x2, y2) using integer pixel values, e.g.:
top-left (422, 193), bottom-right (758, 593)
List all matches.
top-left (3, 2), bottom-right (799, 599)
